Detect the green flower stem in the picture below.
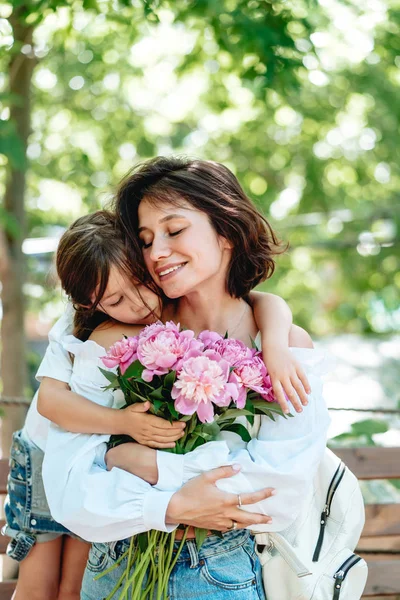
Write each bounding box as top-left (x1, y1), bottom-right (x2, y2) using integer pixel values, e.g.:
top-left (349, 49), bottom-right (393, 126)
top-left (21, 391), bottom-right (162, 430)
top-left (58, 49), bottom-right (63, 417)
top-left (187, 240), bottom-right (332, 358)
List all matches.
top-left (104, 564), bottom-right (132, 600)
top-left (126, 536), bottom-right (135, 588)
top-left (163, 527), bottom-right (189, 590)
top-left (94, 548), bottom-right (131, 581)
top-left (160, 529), bottom-right (177, 595)
top-left (117, 540), bottom-right (155, 599)
top-left (103, 545), bottom-right (139, 600)
top-left (156, 532), bottom-right (169, 600)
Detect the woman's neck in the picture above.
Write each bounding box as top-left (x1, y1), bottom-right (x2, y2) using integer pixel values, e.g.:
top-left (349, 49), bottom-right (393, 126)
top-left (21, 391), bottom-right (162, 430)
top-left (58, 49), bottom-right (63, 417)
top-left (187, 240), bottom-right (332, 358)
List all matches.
top-left (169, 291), bottom-right (257, 344)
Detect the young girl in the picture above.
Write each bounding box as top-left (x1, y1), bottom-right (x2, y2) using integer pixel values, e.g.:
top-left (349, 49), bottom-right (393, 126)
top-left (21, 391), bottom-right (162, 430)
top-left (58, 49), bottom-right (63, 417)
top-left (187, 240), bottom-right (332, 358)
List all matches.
top-left (3, 210), bottom-right (309, 599)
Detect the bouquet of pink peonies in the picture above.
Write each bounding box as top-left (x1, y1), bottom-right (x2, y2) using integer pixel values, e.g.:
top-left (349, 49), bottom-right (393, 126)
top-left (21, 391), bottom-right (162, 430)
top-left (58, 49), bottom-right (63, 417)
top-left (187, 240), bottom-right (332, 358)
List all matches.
top-left (99, 321), bottom-right (289, 600)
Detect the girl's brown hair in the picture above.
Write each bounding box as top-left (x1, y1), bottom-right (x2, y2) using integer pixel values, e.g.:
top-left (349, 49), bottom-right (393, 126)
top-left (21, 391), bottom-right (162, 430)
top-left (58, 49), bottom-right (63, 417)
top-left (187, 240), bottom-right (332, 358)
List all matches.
top-left (114, 156), bottom-right (286, 298)
top-left (56, 210), bottom-right (148, 340)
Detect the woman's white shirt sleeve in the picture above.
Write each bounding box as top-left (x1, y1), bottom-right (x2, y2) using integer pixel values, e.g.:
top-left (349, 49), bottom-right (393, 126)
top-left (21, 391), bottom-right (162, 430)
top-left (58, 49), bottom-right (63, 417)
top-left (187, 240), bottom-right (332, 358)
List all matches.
top-left (155, 348), bottom-right (331, 533)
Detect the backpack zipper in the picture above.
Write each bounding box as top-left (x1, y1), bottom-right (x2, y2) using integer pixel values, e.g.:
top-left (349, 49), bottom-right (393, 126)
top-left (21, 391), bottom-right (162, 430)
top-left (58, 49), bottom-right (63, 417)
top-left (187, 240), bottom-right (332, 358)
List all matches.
top-left (332, 554), bottom-right (362, 600)
top-left (266, 536), bottom-right (312, 577)
top-left (312, 462), bottom-right (346, 562)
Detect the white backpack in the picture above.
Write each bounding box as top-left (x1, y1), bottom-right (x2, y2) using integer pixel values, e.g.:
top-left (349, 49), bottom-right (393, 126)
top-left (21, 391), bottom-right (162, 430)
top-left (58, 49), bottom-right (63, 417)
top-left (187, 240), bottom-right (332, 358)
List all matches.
top-left (254, 447), bottom-right (368, 600)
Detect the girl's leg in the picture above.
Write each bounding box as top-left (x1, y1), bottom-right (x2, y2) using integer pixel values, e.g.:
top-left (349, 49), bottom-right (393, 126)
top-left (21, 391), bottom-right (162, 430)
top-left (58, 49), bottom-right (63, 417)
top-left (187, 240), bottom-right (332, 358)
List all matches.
top-left (58, 536), bottom-right (90, 600)
top-left (12, 536), bottom-right (63, 600)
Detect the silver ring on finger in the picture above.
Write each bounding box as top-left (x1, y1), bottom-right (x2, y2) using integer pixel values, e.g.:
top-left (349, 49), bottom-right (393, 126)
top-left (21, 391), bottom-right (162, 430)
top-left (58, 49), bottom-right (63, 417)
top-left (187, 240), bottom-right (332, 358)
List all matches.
top-left (237, 494), bottom-right (242, 507)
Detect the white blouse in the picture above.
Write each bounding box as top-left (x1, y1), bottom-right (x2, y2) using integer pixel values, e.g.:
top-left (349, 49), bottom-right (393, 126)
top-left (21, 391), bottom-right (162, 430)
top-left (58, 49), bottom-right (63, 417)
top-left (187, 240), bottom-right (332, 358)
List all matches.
top-left (39, 306), bottom-right (331, 543)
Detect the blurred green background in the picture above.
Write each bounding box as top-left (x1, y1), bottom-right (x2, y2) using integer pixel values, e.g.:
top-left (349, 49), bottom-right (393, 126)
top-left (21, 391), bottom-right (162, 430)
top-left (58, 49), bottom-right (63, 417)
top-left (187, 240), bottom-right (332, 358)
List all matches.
top-left (0, 0), bottom-right (399, 450)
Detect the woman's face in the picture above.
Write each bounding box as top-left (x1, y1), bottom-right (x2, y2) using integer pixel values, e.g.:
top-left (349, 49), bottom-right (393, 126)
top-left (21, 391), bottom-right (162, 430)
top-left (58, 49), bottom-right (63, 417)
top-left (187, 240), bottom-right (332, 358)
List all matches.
top-left (94, 265), bottom-right (160, 324)
top-left (138, 197), bottom-right (232, 299)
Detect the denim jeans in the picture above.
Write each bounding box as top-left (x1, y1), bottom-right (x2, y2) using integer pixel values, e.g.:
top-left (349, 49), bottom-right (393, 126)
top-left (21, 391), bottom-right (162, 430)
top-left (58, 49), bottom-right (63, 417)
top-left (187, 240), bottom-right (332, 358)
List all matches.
top-left (1, 430), bottom-right (70, 561)
top-left (81, 529), bottom-right (266, 599)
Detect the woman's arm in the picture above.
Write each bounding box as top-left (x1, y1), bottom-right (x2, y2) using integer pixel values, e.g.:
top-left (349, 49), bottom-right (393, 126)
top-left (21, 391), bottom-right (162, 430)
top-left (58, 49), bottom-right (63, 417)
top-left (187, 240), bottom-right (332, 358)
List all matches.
top-left (249, 291), bottom-right (311, 412)
top-left (107, 330), bottom-right (330, 533)
top-left (42, 416), bottom-right (274, 541)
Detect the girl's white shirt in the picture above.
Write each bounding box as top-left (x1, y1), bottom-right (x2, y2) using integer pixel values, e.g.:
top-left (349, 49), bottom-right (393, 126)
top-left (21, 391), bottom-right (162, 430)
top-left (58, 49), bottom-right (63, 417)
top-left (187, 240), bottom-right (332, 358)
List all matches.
top-left (36, 305), bottom-right (331, 543)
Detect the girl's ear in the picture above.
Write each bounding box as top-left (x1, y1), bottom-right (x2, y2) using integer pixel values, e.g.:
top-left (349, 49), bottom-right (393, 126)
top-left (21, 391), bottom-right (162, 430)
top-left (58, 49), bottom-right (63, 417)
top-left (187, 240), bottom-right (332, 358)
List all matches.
top-left (74, 302), bottom-right (94, 311)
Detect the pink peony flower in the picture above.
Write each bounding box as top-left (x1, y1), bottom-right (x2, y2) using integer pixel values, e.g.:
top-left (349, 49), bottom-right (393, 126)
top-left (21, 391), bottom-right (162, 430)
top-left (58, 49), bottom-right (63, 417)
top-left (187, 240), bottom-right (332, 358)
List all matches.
top-left (207, 337), bottom-right (255, 366)
top-left (198, 330), bottom-right (223, 349)
top-left (172, 350), bottom-right (239, 423)
top-left (101, 336), bottom-right (139, 375)
top-left (137, 321), bottom-right (202, 382)
top-left (229, 355), bottom-right (273, 408)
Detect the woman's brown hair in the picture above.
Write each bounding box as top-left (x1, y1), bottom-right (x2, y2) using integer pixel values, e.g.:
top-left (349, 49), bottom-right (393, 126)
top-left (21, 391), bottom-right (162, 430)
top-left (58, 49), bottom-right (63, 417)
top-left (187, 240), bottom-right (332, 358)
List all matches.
top-left (114, 156), bottom-right (285, 298)
top-left (56, 210), bottom-right (149, 340)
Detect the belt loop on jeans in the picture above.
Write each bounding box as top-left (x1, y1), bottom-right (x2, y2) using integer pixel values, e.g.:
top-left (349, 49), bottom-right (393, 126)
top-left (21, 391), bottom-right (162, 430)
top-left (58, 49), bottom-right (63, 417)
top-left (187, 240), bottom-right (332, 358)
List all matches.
top-left (187, 539), bottom-right (199, 569)
top-left (109, 541), bottom-right (118, 560)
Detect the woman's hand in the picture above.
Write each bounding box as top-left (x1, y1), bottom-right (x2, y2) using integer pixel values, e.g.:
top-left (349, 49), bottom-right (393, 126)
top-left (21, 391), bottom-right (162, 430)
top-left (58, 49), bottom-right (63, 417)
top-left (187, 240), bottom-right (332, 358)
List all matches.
top-left (117, 402), bottom-right (185, 448)
top-left (166, 465), bottom-right (275, 531)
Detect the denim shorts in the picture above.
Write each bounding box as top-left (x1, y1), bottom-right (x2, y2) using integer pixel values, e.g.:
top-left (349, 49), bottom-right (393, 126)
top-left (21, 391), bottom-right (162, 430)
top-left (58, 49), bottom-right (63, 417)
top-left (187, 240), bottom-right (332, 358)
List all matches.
top-left (1, 430), bottom-right (71, 562)
top-left (81, 529), bottom-right (266, 600)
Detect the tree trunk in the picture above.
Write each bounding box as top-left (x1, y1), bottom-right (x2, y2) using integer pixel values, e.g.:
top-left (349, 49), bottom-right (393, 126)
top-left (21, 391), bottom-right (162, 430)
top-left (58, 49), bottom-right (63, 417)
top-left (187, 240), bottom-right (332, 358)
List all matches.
top-left (0, 5), bottom-right (36, 580)
top-left (1, 7), bottom-right (35, 452)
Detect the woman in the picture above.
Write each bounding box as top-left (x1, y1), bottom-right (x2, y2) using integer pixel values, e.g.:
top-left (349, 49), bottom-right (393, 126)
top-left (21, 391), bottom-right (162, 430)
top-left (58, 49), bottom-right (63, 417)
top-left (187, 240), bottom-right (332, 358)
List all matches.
top-left (43, 157), bottom-right (330, 599)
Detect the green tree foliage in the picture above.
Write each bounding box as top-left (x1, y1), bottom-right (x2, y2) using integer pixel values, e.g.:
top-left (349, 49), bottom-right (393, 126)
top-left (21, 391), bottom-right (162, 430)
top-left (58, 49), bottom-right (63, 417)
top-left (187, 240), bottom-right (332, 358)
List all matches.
top-left (0, 0), bottom-right (398, 337)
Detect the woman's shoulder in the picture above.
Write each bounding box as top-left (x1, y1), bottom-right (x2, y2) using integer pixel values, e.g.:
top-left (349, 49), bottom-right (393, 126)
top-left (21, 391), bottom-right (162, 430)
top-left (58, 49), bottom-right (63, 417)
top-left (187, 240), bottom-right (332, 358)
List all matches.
top-left (89, 321), bottom-right (143, 350)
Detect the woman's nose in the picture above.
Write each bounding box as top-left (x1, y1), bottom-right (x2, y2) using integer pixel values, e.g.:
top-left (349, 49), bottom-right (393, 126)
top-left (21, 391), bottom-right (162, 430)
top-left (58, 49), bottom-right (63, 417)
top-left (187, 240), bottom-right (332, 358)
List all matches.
top-left (149, 235), bottom-right (171, 262)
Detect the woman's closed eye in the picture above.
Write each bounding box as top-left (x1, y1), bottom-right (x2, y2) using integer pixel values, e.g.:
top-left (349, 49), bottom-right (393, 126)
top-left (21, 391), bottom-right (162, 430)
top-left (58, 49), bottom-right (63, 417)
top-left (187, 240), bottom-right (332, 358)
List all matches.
top-left (169, 228), bottom-right (184, 237)
top-left (141, 229), bottom-right (184, 250)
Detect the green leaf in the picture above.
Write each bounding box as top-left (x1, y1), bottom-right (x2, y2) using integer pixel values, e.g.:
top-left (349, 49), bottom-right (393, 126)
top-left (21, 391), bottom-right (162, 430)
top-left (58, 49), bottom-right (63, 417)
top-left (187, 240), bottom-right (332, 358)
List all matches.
top-left (163, 370), bottom-right (176, 390)
top-left (83, 0), bottom-right (99, 9)
top-left (169, 403), bottom-right (179, 419)
top-left (250, 335), bottom-right (260, 350)
top-left (123, 360), bottom-right (145, 380)
top-left (179, 415), bottom-right (193, 422)
top-left (252, 400), bottom-right (288, 418)
top-left (351, 419), bottom-right (389, 436)
top-left (183, 433), bottom-right (202, 453)
top-left (152, 399), bottom-right (163, 413)
top-left (149, 386), bottom-right (164, 400)
top-left (195, 527), bottom-right (208, 550)
top-left (138, 532), bottom-right (148, 553)
top-left (217, 408), bottom-right (254, 421)
top-left (220, 423), bottom-right (251, 442)
top-left (98, 368), bottom-right (118, 386)
top-left (200, 421), bottom-right (221, 439)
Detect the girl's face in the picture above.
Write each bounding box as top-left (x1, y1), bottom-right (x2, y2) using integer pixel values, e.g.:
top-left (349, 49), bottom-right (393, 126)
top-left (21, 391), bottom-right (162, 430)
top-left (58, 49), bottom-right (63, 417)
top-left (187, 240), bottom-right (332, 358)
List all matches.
top-left (138, 197), bottom-right (232, 299)
top-left (94, 265), bottom-right (160, 324)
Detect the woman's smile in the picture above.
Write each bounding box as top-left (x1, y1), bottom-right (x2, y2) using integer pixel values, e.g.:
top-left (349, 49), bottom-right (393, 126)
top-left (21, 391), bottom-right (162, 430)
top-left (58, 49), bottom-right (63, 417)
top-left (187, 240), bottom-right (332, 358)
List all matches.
top-left (156, 261), bottom-right (188, 281)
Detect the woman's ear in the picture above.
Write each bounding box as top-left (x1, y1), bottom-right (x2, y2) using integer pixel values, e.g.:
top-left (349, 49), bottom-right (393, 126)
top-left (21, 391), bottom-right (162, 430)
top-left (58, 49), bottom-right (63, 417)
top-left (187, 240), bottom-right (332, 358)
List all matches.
top-left (219, 235), bottom-right (233, 251)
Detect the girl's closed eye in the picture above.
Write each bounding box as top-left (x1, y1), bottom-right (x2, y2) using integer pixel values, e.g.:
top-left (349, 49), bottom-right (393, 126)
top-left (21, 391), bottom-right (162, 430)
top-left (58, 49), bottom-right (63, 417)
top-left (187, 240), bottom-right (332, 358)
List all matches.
top-left (110, 296), bottom-right (123, 307)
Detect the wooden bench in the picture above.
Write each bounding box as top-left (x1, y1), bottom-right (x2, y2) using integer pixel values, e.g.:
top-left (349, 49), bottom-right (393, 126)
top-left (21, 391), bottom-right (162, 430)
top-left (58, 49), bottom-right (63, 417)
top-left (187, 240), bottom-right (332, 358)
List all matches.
top-left (1, 448), bottom-right (400, 599)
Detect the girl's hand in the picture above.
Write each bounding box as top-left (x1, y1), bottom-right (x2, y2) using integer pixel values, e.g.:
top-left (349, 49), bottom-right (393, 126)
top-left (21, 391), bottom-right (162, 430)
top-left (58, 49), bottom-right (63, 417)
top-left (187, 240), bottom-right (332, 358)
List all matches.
top-left (262, 343), bottom-right (311, 414)
top-left (166, 465), bottom-right (275, 530)
top-left (118, 402), bottom-right (185, 448)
